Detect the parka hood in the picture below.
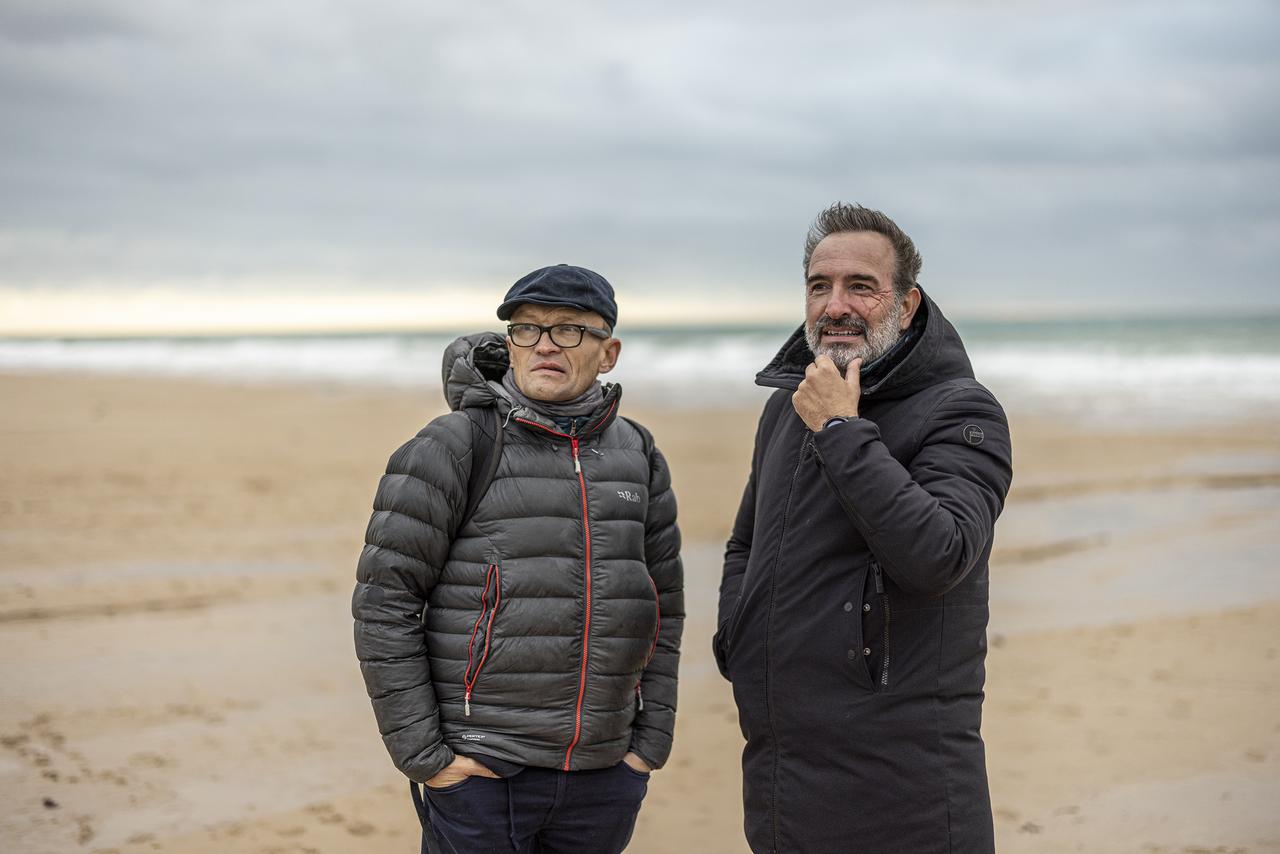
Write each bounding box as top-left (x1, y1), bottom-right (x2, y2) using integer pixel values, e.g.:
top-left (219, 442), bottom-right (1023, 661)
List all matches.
top-left (441, 331), bottom-right (511, 413)
top-left (755, 287), bottom-right (974, 401)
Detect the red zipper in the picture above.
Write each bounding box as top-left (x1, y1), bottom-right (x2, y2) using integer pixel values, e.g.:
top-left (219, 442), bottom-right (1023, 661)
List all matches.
top-left (581, 399), bottom-right (618, 436)
top-left (462, 563), bottom-right (501, 716)
top-left (513, 415), bottom-right (600, 770)
top-left (563, 435), bottom-right (592, 769)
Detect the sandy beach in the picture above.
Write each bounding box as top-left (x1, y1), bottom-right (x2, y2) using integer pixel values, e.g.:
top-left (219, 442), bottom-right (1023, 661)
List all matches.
top-left (2, 371), bottom-right (1279, 853)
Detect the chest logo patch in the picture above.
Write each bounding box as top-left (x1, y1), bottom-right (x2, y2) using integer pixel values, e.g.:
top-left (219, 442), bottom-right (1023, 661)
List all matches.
top-left (962, 424), bottom-right (985, 446)
top-left (617, 490), bottom-right (642, 503)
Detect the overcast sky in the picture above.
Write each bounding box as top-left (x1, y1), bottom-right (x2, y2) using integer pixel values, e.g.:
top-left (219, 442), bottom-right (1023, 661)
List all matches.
top-left (1, 0), bottom-right (1277, 330)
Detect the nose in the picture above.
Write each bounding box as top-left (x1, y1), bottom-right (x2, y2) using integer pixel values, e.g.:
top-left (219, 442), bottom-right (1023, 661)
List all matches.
top-left (533, 330), bottom-right (563, 354)
top-left (824, 288), bottom-right (858, 322)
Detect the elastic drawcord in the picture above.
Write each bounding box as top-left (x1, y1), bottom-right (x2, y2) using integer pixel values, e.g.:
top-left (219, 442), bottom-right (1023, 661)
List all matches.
top-left (410, 780), bottom-right (428, 825)
top-left (410, 782), bottom-right (446, 854)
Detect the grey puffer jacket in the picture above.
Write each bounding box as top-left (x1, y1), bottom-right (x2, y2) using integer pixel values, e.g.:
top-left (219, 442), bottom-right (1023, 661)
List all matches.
top-left (353, 333), bottom-right (683, 783)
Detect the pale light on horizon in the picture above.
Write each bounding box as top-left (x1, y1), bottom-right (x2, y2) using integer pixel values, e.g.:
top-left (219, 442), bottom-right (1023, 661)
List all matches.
top-left (7, 284), bottom-right (1272, 338)
top-left (0, 286), bottom-right (811, 337)
top-left (0, 287), bottom-right (495, 338)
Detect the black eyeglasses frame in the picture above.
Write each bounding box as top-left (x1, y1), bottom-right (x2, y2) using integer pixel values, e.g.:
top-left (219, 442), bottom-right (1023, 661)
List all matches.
top-left (506, 322), bottom-right (612, 349)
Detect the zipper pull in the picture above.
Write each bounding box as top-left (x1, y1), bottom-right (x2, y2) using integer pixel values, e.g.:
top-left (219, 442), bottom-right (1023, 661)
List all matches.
top-left (464, 690), bottom-right (472, 717)
top-left (571, 437), bottom-right (581, 474)
top-left (872, 561), bottom-right (884, 594)
top-left (636, 683), bottom-right (644, 712)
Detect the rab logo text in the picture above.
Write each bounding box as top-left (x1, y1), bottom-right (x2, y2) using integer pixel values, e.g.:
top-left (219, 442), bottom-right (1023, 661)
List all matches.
top-left (617, 490), bottom-right (642, 503)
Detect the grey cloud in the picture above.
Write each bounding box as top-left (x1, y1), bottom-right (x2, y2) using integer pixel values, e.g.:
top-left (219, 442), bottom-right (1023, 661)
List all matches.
top-left (0, 0), bottom-right (149, 45)
top-left (0, 0), bottom-right (1277, 309)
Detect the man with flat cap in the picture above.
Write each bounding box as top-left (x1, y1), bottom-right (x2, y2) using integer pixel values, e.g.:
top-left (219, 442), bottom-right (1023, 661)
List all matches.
top-left (354, 265), bottom-right (683, 853)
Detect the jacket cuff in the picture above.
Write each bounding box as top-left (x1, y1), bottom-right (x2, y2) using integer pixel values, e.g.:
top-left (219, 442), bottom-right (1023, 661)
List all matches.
top-left (406, 742), bottom-right (456, 784)
top-left (626, 735), bottom-right (666, 771)
top-left (711, 623), bottom-right (732, 681)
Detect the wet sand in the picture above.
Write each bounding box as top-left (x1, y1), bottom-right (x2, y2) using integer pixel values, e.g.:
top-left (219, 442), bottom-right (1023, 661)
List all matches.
top-left (1, 372), bottom-right (1278, 853)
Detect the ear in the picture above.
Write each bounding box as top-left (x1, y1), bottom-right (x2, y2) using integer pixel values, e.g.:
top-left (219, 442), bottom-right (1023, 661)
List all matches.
top-left (899, 287), bottom-right (922, 330)
top-left (597, 338), bottom-right (622, 374)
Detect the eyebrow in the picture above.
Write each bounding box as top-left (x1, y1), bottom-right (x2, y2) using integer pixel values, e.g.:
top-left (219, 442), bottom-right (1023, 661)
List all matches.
top-left (806, 273), bottom-right (880, 286)
top-left (512, 313), bottom-right (609, 331)
top-left (514, 315), bottom-right (592, 325)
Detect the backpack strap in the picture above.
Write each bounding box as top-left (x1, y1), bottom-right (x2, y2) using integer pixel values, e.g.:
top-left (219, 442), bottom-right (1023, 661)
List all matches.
top-left (621, 415), bottom-right (655, 463)
top-left (460, 406), bottom-right (505, 531)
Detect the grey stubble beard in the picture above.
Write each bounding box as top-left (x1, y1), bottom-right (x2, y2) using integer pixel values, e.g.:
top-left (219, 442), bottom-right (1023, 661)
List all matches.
top-left (804, 303), bottom-right (903, 372)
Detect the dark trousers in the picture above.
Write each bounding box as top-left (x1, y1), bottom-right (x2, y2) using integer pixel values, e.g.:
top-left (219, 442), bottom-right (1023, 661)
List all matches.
top-left (412, 762), bottom-right (649, 854)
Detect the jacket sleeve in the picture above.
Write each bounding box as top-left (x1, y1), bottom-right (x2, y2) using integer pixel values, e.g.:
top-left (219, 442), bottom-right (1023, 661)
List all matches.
top-left (628, 442), bottom-right (684, 770)
top-left (352, 412), bottom-right (472, 783)
top-left (810, 382), bottom-right (1013, 597)
top-left (713, 391), bottom-right (784, 680)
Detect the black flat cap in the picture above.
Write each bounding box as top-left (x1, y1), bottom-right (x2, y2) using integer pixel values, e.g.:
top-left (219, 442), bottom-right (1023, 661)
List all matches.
top-left (496, 264), bottom-right (617, 330)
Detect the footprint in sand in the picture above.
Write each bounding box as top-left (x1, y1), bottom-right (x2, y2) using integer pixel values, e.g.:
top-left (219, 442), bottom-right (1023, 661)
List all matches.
top-left (128, 751), bottom-right (174, 768)
top-left (304, 803), bottom-right (345, 825)
top-left (75, 814), bottom-right (94, 845)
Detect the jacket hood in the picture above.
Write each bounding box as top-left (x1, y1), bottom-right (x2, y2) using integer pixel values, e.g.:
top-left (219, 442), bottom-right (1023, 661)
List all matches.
top-left (442, 331), bottom-right (511, 413)
top-left (755, 287), bottom-right (974, 401)
top-left (440, 331), bottom-right (622, 435)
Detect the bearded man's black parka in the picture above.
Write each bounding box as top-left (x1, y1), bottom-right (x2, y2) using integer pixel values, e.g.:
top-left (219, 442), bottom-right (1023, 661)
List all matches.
top-left (714, 292), bottom-right (1012, 853)
top-left (354, 334), bottom-right (683, 783)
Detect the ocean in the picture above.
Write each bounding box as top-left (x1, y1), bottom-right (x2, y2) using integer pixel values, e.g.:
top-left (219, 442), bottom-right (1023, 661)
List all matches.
top-left (3, 315), bottom-right (1279, 425)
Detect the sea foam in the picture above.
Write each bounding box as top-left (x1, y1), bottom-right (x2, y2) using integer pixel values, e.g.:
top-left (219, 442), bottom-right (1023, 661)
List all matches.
top-left (3, 319), bottom-right (1279, 425)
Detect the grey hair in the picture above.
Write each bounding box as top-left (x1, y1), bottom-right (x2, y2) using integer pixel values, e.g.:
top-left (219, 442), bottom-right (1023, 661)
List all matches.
top-left (803, 203), bottom-right (922, 299)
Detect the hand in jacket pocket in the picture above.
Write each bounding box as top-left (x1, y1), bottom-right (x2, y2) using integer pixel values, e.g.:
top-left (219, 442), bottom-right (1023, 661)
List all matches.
top-left (425, 755), bottom-right (500, 789)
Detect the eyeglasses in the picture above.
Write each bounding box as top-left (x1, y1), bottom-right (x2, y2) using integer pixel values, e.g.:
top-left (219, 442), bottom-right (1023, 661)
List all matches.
top-left (507, 323), bottom-right (611, 348)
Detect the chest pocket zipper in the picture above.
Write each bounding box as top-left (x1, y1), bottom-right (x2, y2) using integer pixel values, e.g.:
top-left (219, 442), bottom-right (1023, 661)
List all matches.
top-left (872, 561), bottom-right (890, 688)
top-left (636, 575), bottom-right (662, 712)
top-left (463, 563), bottom-right (501, 715)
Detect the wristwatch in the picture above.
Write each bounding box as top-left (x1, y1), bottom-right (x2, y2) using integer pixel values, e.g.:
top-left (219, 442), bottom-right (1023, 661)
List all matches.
top-left (821, 416), bottom-right (850, 431)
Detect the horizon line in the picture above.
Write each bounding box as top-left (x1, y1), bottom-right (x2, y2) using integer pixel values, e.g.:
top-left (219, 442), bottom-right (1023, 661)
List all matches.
top-left (4, 307), bottom-right (1280, 341)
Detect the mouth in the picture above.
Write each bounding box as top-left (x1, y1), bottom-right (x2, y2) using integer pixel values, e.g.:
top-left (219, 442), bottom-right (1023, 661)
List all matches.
top-left (531, 362), bottom-right (567, 375)
top-left (815, 312), bottom-right (870, 344)
top-left (820, 327), bottom-right (865, 342)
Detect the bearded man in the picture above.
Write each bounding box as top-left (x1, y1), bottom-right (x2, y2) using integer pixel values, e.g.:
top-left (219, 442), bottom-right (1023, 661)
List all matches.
top-left (714, 203), bottom-right (1013, 853)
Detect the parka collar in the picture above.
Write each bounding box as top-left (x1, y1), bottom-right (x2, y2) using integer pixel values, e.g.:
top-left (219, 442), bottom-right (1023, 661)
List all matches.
top-left (510, 387), bottom-right (622, 438)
